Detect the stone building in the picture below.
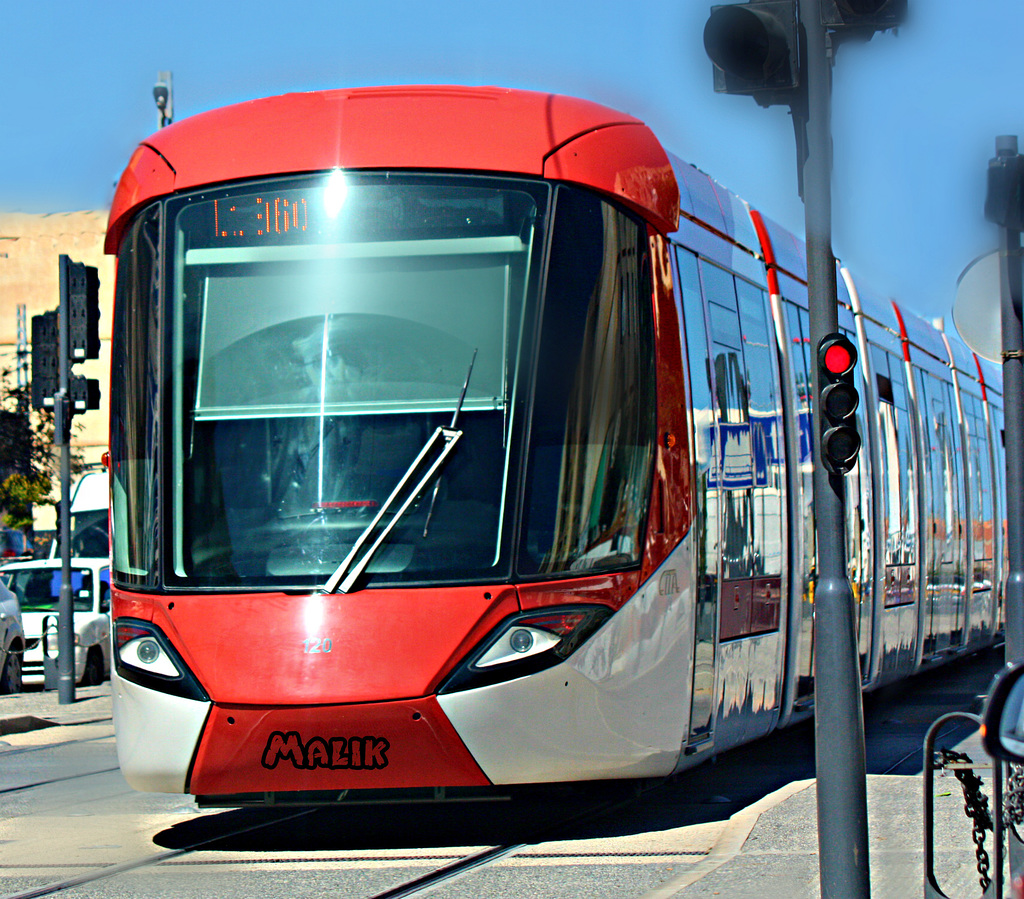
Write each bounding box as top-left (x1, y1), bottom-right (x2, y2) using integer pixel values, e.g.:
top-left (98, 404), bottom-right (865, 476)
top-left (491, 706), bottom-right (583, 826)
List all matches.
top-left (0, 211), bottom-right (113, 531)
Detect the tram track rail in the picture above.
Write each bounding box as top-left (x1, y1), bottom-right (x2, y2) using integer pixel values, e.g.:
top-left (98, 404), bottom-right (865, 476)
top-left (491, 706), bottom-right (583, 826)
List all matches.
top-left (0, 720), bottom-right (119, 795)
top-left (0, 767), bottom-right (121, 796)
top-left (0, 781), bottom-right (654, 899)
top-left (0, 732), bottom-right (114, 759)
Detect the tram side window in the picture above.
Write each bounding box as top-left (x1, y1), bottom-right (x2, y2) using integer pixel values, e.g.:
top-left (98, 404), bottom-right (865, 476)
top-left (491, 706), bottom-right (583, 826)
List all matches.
top-left (783, 302), bottom-right (813, 467)
top-left (871, 344), bottom-right (915, 607)
top-left (702, 263), bottom-right (753, 584)
top-left (735, 278), bottom-right (783, 580)
top-left (964, 393), bottom-right (994, 578)
top-left (698, 260), bottom-right (783, 639)
top-left (110, 204), bottom-right (161, 586)
top-left (920, 373), bottom-right (958, 565)
top-left (519, 188), bottom-right (656, 576)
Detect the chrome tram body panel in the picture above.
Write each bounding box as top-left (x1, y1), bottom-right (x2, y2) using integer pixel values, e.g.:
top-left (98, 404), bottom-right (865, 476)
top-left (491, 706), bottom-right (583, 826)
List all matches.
top-left (712, 630), bottom-right (783, 752)
top-left (438, 537), bottom-right (696, 784)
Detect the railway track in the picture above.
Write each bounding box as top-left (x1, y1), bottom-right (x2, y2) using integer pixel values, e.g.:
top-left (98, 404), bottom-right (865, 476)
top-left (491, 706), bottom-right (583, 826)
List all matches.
top-left (0, 784), bottom-right (661, 899)
top-left (0, 650), bottom-right (1002, 899)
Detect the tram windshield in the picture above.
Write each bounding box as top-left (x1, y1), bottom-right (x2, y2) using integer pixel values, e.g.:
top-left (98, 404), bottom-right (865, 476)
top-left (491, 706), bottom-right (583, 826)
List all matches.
top-left (110, 172), bottom-right (656, 591)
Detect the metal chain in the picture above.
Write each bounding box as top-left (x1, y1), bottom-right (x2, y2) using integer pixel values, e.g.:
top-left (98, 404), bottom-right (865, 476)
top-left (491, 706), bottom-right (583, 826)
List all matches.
top-left (1006, 762), bottom-right (1024, 829)
top-left (935, 748), bottom-right (992, 894)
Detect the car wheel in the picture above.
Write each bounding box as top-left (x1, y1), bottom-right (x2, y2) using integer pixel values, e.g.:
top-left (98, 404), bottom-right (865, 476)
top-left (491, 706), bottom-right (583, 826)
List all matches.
top-left (81, 648), bottom-right (104, 687)
top-left (0, 651), bottom-right (22, 694)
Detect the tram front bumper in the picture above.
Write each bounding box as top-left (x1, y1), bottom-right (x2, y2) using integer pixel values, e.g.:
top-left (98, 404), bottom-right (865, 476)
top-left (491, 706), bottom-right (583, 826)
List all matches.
top-left (185, 695), bottom-right (489, 796)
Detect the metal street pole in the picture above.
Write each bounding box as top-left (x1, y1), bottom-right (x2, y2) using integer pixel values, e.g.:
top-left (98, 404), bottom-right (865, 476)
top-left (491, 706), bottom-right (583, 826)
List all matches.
top-left (154, 71), bottom-right (173, 129)
top-left (994, 136), bottom-right (1024, 664)
top-left (56, 257), bottom-right (76, 705)
top-left (799, 0), bottom-right (871, 895)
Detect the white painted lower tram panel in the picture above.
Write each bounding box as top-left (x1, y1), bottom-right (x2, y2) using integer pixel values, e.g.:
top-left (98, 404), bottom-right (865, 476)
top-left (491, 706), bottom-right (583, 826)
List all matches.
top-left (439, 537), bottom-right (696, 783)
top-left (111, 669), bottom-right (211, 792)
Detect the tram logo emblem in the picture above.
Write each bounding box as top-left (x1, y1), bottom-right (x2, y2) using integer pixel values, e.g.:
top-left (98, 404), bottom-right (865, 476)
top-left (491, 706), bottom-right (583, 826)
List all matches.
top-left (658, 569), bottom-right (679, 596)
top-left (261, 731), bottom-right (391, 770)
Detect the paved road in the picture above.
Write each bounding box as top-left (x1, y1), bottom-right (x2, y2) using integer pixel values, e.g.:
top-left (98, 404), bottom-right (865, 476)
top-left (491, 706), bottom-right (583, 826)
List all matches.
top-left (0, 647), bottom-right (1007, 898)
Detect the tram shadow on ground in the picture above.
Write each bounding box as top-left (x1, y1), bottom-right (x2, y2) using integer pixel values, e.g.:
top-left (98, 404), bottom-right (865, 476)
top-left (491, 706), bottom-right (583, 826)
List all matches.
top-left (153, 646), bottom-right (1004, 854)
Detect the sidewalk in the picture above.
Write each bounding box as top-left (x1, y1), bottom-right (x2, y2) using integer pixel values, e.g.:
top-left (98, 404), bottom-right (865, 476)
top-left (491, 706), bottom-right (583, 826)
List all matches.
top-left (641, 728), bottom-right (998, 898)
top-left (0, 681), bottom-right (111, 734)
top-left (638, 775), bottom-right (988, 898)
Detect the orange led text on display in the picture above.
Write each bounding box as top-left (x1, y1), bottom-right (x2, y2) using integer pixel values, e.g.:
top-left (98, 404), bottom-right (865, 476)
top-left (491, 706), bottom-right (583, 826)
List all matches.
top-left (213, 196), bottom-right (309, 239)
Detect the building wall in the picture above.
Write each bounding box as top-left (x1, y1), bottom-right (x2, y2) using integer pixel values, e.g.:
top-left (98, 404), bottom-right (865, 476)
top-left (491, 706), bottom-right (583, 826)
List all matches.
top-left (0, 211), bottom-right (113, 530)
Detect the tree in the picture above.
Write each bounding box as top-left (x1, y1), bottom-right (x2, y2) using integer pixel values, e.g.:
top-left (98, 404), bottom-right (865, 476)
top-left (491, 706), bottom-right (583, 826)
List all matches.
top-left (0, 374), bottom-right (70, 533)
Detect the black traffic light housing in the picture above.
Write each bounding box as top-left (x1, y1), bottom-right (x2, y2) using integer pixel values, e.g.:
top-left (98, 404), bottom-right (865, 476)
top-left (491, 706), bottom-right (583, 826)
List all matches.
top-left (818, 333), bottom-right (862, 475)
top-left (821, 0), bottom-right (906, 31)
top-left (704, 1), bottom-right (800, 103)
top-left (30, 256), bottom-right (101, 415)
top-left (30, 311), bottom-right (59, 411)
top-left (986, 147), bottom-right (1024, 233)
top-left (63, 256), bottom-right (102, 413)
top-left (703, 0), bottom-right (906, 106)
top-left (67, 261), bottom-right (101, 362)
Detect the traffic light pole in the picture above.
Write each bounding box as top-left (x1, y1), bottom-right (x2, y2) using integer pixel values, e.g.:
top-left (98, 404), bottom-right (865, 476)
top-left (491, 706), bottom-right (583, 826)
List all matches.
top-left (994, 136), bottom-right (1024, 664)
top-left (56, 257), bottom-right (76, 705)
top-left (798, 1), bottom-right (870, 895)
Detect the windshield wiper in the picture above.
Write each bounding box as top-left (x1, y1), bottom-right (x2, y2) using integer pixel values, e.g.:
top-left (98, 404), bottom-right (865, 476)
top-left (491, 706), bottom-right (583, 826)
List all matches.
top-left (422, 348), bottom-right (477, 538)
top-left (322, 351), bottom-right (477, 594)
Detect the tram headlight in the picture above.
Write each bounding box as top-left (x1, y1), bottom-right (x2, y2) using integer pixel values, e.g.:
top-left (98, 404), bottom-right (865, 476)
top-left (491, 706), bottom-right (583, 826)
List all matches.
top-left (115, 621), bottom-right (181, 678)
top-left (439, 605), bottom-right (612, 694)
top-left (136, 638), bottom-right (161, 665)
top-left (113, 619), bottom-right (208, 701)
top-left (508, 629), bottom-right (535, 654)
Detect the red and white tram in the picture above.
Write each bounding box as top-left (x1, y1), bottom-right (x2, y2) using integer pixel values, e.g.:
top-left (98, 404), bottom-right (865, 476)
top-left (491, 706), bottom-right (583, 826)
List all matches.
top-left (105, 86), bottom-right (1005, 803)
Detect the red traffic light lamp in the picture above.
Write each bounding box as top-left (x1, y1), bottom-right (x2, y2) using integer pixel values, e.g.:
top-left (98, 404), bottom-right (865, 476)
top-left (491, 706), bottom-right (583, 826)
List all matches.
top-left (822, 340), bottom-right (855, 376)
top-left (818, 333), bottom-right (861, 475)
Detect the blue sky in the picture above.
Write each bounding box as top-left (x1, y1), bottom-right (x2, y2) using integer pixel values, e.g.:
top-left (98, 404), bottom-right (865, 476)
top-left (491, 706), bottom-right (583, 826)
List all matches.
top-left (2, 1), bottom-right (1021, 322)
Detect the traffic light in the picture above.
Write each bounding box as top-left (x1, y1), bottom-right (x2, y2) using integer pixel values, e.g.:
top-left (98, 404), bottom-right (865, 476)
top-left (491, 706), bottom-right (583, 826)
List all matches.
top-left (985, 143), bottom-right (1024, 233)
top-left (62, 256), bottom-right (102, 413)
top-left (30, 311), bottom-right (59, 411)
top-left (817, 333), bottom-right (861, 475)
top-left (30, 256), bottom-right (101, 415)
top-left (703, 1), bottom-right (800, 102)
top-left (67, 260), bottom-right (101, 362)
top-left (821, 0), bottom-right (906, 31)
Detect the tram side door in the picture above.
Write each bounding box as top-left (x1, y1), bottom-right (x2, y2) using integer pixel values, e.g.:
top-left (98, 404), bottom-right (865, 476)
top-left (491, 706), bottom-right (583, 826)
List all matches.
top-left (676, 248), bottom-right (786, 751)
top-left (676, 248), bottom-right (719, 748)
top-left (918, 375), bottom-right (960, 656)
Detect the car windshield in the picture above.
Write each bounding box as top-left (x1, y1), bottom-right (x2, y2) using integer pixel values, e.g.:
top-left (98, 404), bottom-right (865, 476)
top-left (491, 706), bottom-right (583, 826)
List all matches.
top-left (7, 568), bottom-right (97, 612)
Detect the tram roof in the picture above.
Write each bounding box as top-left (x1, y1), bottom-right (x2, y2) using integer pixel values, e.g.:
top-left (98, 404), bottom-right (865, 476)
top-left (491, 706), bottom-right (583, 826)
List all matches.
top-left (106, 85), bottom-right (680, 251)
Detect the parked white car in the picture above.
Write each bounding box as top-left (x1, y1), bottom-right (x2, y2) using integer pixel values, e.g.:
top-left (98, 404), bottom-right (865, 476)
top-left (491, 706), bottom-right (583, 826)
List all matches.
top-left (0, 558), bottom-right (110, 686)
top-left (0, 579), bottom-right (24, 693)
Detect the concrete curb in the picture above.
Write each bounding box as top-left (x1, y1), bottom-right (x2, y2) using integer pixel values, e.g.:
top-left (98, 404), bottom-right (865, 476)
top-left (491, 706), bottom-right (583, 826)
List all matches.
top-left (0, 715), bottom-right (60, 737)
top-left (0, 714), bottom-right (111, 736)
top-left (637, 778), bottom-right (816, 898)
